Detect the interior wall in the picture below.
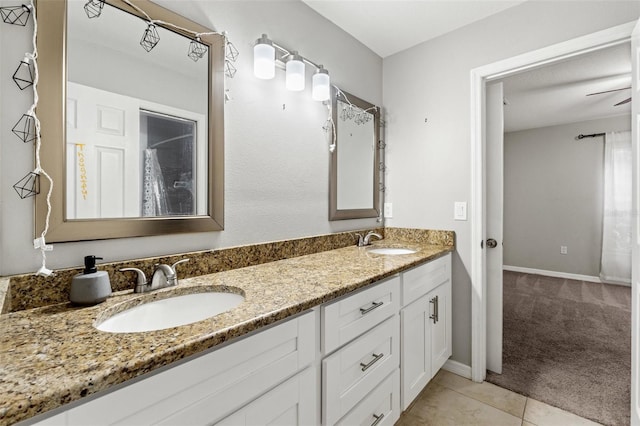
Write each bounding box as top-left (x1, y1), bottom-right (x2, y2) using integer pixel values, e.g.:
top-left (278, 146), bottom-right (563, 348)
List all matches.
top-left (0, 0), bottom-right (382, 275)
top-left (383, 1), bottom-right (639, 366)
top-left (504, 115), bottom-right (631, 277)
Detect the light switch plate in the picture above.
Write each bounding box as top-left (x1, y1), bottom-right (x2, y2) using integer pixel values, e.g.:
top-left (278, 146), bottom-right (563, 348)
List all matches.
top-left (454, 202), bottom-right (467, 221)
top-left (384, 203), bottom-right (393, 218)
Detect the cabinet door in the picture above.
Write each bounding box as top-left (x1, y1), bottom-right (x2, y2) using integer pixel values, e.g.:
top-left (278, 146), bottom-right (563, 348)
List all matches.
top-left (216, 367), bottom-right (318, 426)
top-left (430, 279), bottom-right (452, 375)
top-left (400, 295), bottom-right (430, 411)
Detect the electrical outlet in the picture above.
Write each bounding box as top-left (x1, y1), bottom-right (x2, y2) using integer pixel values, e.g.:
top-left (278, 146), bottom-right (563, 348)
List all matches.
top-left (384, 203), bottom-right (393, 218)
top-left (560, 246), bottom-right (568, 255)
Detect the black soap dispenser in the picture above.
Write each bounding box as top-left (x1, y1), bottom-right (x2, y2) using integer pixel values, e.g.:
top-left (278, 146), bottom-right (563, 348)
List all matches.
top-left (69, 255), bottom-right (112, 305)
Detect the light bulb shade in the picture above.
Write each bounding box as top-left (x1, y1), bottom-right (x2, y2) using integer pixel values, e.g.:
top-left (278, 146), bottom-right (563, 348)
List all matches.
top-left (254, 35), bottom-right (275, 79)
top-left (312, 68), bottom-right (330, 101)
top-left (286, 52), bottom-right (305, 91)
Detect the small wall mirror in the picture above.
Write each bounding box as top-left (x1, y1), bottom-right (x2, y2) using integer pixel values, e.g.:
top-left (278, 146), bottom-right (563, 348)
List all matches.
top-left (329, 88), bottom-right (380, 220)
top-left (36, 0), bottom-right (224, 242)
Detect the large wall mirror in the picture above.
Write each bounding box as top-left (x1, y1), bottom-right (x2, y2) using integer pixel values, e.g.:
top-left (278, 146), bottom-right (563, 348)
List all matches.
top-left (329, 88), bottom-right (380, 220)
top-left (35, 0), bottom-right (224, 242)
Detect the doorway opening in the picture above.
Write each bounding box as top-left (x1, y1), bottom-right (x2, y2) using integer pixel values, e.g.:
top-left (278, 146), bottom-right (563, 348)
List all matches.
top-left (469, 17), bottom-right (637, 424)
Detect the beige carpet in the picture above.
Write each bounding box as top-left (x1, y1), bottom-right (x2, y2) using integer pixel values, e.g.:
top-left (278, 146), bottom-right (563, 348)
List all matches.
top-left (486, 271), bottom-right (631, 426)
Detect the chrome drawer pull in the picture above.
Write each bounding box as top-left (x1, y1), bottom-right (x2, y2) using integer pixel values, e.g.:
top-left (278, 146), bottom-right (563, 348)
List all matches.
top-left (371, 413), bottom-right (385, 426)
top-left (360, 301), bottom-right (384, 315)
top-left (360, 352), bottom-right (384, 371)
top-left (429, 295), bottom-right (439, 324)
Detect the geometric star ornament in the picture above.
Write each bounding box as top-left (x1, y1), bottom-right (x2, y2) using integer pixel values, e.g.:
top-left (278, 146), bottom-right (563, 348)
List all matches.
top-left (0, 4), bottom-right (31, 25)
top-left (140, 23), bottom-right (160, 52)
top-left (12, 113), bottom-right (37, 143)
top-left (225, 41), bottom-right (239, 63)
top-left (13, 171), bottom-right (40, 199)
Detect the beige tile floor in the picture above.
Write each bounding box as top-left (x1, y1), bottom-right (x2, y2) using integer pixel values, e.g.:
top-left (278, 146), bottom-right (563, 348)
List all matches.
top-left (396, 370), bottom-right (602, 426)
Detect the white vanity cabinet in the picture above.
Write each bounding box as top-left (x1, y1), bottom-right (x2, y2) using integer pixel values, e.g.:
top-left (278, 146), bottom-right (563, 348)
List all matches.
top-left (321, 276), bottom-right (402, 426)
top-left (400, 253), bottom-right (452, 410)
top-left (32, 311), bottom-right (318, 426)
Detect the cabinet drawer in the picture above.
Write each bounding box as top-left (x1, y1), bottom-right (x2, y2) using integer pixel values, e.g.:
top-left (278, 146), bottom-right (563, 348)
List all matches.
top-left (402, 253), bottom-right (450, 306)
top-left (66, 311), bottom-right (317, 426)
top-left (322, 276), bottom-right (399, 354)
top-left (336, 369), bottom-right (400, 426)
top-left (323, 315), bottom-right (399, 426)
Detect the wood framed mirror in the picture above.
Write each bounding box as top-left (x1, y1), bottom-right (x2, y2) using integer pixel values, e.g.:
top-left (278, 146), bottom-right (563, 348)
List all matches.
top-left (35, 0), bottom-right (225, 242)
top-left (329, 87), bottom-right (380, 220)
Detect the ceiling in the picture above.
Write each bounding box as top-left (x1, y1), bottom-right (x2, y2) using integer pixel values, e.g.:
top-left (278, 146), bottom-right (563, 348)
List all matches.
top-left (501, 43), bottom-right (631, 132)
top-left (302, 0), bottom-right (631, 132)
top-left (302, 0), bottom-right (526, 58)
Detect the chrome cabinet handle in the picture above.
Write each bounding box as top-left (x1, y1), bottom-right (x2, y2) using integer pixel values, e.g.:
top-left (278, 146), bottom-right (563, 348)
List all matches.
top-left (360, 353), bottom-right (384, 371)
top-left (360, 301), bottom-right (383, 315)
top-left (371, 413), bottom-right (385, 426)
top-left (429, 295), bottom-right (439, 324)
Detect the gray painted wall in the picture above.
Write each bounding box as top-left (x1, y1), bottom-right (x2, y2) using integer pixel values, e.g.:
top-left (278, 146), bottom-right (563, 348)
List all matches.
top-left (0, 0), bottom-right (382, 275)
top-left (383, 2), bottom-right (639, 366)
top-left (503, 115), bottom-right (631, 277)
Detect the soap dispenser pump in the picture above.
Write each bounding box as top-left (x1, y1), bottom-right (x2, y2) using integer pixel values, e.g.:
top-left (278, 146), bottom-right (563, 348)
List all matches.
top-left (70, 255), bottom-right (112, 305)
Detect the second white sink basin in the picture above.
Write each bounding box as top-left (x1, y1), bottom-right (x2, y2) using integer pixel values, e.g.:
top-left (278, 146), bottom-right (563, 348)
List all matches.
top-left (96, 292), bottom-right (245, 333)
top-left (367, 247), bottom-right (417, 255)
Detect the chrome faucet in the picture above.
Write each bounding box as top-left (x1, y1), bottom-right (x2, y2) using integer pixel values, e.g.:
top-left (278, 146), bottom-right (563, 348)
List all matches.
top-left (120, 258), bottom-right (190, 293)
top-left (356, 231), bottom-right (383, 247)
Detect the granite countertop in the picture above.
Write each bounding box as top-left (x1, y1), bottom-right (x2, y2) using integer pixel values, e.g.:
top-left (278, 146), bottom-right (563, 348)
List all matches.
top-left (0, 239), bottom-right (453, 425)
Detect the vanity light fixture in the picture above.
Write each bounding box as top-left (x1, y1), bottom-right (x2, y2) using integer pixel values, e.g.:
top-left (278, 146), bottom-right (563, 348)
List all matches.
top-left (12, 56), bottom-right (34, 90)
top-left (140, 23), bottom-right (160, 52)
top-left (83, 0), bottom-right (104, 19)
top-left (253, 33), bottom-right (330, 100)
top-left (254, 34), bottom-right (275, 79)
top-left (285, 51), bottom-right (305, 91)
top-left (0, 4), bottom-right (31, 25)
top-left (312, 67), bottom-right (330, 101)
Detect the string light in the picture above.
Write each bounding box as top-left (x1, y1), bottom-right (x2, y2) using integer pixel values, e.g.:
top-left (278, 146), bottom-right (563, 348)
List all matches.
top-left (140, 23), bottom-right (160, 52)
top-left (0, 4), bottom-right (31, 25)
top-left (12, 113), bottom-right (36, 143)
top-left (12, 56), bottom-right (34, 90)
top-left (83, 0), bottom-right (104, 19)
top-left (187, 37), bottom-right (207, 61)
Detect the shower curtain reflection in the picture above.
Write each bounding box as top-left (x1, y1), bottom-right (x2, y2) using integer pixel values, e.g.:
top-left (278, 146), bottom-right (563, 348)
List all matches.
top-left (142, 148), bottom-right (169, 217)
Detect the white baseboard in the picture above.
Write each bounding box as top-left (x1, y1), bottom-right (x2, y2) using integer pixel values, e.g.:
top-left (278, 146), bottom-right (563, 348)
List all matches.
top-left (442, 359), bottom-right (472, 379)
top-left (503, 265), bottom-right (601, 283)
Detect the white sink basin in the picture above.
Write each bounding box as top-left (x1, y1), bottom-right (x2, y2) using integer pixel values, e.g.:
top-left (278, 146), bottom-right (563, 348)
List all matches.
top-left (96, 292), bottom-right (245, 333)
top-left (367, 247), bottom-right (417, 255)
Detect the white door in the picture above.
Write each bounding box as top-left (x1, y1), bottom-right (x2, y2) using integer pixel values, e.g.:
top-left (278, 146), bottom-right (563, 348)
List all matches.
top-left (66, 82), bottom-right (140, 219)
top-left (486, 82), bottom-right (504, 374)
top-left (630, 16), bottom-right (640, 426)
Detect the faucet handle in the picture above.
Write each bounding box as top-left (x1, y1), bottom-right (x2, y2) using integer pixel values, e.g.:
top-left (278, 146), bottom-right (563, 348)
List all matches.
top-left (355, 233), bottom-right (364, 247)
top-left (171, 258), bottom-right (190, 272)
top-left (119, 268), bottom-right (147, 292)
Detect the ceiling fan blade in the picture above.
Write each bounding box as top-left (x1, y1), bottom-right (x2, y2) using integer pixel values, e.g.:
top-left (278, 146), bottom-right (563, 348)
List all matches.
top-left (586, 87), bottom-right (631, 96)
top-left (614, 97), bottom-right (631, 106)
